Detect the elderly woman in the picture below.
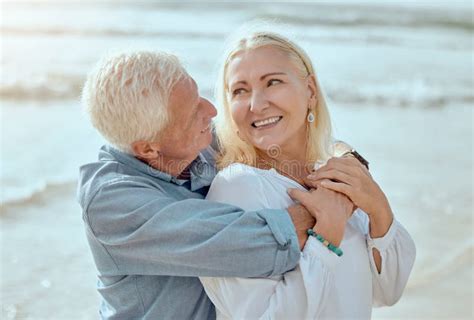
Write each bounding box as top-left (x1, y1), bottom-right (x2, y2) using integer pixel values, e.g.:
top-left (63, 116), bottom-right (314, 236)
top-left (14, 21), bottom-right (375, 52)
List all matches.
top-left (200, 32), bottom-right (416, 319)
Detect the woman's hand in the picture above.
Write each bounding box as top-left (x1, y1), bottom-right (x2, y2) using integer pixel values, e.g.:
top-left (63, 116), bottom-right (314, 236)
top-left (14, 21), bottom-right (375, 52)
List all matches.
top-left (304, 156), bottom-right (394, 237)
top-left (288, 186), bottom-right (354, 247)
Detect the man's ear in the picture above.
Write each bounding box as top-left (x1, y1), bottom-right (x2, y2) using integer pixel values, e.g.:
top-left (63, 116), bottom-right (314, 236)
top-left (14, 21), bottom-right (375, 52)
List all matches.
top-left (131, 140), bottom-right (161, 159)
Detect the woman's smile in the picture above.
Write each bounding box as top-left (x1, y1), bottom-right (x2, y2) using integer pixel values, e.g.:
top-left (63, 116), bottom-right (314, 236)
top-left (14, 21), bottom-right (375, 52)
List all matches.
top-left (251, 116), bottom-right (283, 129)
top-left (226, 46), bottom-right (314, 153)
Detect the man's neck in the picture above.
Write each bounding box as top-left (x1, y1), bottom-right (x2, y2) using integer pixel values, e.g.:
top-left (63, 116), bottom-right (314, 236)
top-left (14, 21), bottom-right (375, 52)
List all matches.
top-left (142, 155), bottom-right (196, 178)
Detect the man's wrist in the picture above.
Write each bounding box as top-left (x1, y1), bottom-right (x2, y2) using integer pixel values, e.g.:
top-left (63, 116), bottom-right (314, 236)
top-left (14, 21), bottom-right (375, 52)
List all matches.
top-left (288, 204), bottom-right (316, 250)
top-left (313, 219), bottom-right (344, 247)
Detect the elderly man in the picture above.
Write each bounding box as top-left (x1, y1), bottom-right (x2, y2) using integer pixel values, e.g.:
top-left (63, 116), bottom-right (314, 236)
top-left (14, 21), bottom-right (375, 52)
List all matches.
top-left (78, 51), bottom-right (352, 319)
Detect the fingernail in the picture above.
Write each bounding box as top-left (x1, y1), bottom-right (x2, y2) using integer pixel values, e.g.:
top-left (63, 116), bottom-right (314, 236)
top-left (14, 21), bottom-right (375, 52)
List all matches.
top-left (313, 161), bottom-right (323, 170)
top-left (314, 160), bottom-right (326, 170)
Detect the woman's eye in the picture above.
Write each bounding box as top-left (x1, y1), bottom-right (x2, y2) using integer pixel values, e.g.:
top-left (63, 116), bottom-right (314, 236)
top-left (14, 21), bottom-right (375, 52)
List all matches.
top-left (267, 79), bottom-right (282, 86)
top-left (232, 88), bottom-right (247, 96)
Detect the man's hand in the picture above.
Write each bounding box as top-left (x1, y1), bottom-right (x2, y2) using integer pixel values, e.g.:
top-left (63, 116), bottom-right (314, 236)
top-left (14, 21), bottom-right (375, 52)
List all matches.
top-left (288, 187), bottom-right (353, 247)
top-left (287, 204), bottom-right (316, 250)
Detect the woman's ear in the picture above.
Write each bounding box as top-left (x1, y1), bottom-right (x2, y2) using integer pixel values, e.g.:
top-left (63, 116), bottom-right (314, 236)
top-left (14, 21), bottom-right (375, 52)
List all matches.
top-left (306, 74), bottom-right (318, 106)
top-left (131, 140), bottom-right (161, 159)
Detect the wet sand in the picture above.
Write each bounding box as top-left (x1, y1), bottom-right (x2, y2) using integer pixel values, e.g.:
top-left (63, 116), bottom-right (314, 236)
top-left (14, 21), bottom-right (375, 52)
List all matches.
top-left (1, 183), bottom-right (100, 319)
top-left (1, 105), bottom-right (472, 319)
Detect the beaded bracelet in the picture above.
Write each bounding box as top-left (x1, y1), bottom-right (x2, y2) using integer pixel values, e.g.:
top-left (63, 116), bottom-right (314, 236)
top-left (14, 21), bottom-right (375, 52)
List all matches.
top-left (307, 229), bottom-right (343, 257)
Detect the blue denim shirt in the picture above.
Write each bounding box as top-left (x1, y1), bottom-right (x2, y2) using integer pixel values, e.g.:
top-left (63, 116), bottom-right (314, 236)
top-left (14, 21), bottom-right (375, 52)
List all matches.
top-left (77, 145), bottom-right (300, 319)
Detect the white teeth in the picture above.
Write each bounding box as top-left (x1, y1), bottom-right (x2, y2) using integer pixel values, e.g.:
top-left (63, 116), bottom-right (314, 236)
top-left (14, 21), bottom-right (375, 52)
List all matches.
top-left (253, 116), bottom-right (281, 128)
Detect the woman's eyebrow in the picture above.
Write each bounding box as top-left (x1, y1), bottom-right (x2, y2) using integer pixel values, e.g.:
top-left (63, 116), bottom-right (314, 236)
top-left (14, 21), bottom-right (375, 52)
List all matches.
top-left (260, 72), bottom-right (286, 80)
top-left (230, 72), bottom-right (287, 88)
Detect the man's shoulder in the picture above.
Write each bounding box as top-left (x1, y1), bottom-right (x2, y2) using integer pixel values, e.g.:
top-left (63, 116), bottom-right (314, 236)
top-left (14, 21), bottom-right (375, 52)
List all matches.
top-left (77, 159), bottom-right (176, 237)
top-left (77, 159), bottom-right (164, 211)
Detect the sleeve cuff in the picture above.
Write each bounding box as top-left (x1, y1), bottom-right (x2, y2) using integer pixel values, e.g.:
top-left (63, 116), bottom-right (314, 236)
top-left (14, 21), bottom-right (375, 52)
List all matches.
top-left (367, 218), bottom-right (400, 252)
top-left (258, 209), bottom-right (300, 276)
top-left (302, 236), bottom-right (341, 270)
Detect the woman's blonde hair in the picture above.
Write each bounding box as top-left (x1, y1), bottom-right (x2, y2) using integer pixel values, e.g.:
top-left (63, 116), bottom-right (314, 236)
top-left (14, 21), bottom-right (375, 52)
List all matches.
top-left (215, 31), bottom-right (333, 169)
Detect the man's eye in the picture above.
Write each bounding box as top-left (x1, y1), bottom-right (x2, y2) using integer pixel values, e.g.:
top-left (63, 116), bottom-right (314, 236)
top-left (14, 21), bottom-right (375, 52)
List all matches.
top-left (267, 79), bottom-right (282, 86)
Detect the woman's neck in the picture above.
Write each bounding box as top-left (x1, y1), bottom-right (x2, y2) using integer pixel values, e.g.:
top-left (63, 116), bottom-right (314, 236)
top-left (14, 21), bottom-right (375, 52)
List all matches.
top-left (256, 147), bottom-right (312, 185)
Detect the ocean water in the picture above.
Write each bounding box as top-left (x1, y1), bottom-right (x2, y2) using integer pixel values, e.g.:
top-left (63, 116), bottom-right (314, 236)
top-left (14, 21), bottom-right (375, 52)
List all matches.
top-left (1, 1), bottom-right (473, 318)
top-left (1, 0), bottom-right (472, 205)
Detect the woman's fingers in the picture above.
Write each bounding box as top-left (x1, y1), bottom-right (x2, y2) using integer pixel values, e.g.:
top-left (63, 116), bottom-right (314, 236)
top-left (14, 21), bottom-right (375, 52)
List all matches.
top-left (307, 156), bottom-right (371, 191)
top-left (306, 155), bottom-right (390, 219)
top-left (324, 156), bottom-right (368, 177)
top-left (287, 188), bottom-right (311, 204)
top-left (320, 179), bottom-right (352, 198)
top-left (288, 186), bottom-right (355, 225)
top-left (310, 161), bottom-right (353, 181)
top-left (315, 158), bottom-right (353, 176)
top-left (319, 181), bottom-right (358, 215)
top-left (309, 168), bottom-right (355, 187)
top-left (302, 176), bottom-right (321, 189)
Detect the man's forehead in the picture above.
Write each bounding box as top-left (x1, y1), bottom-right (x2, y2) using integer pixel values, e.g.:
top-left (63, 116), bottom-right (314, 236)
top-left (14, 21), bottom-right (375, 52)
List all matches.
top-left (168, 75), bottom-right (199, 114)
top-left (172, 75), bottom-right (197, 98)
top-left (179, 73), bottom-right (196, 85)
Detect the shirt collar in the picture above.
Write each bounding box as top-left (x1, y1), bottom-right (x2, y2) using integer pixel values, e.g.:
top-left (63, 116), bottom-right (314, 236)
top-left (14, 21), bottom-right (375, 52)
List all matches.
top-left (188, 152), bottom-right (217, 191)
top-left (100, 145), bottom-right (216, 191)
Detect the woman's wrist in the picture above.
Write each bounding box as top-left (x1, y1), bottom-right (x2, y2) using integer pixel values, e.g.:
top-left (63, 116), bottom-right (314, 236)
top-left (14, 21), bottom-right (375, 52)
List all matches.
top-left (369, 206), bottom-right (394, 238)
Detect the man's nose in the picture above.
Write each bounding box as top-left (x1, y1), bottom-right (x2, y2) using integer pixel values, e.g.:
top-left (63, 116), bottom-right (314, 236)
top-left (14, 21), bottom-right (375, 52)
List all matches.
top-left (201, 98), bottom-right (217, 118)
top-left (249, 90), bottom-right (269, 113)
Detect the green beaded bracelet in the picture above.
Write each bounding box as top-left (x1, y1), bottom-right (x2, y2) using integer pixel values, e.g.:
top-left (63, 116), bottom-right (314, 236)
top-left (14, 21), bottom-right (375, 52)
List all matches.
top-left (307, 229), bottom-right (343, 257)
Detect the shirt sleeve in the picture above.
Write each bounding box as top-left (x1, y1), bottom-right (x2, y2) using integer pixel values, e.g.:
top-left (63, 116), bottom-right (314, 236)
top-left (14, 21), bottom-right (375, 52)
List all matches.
top-left (365, 217), bottom-right (417, 307)
top-left (200, 168), bottom-right (342, 319)
top-left (83, 178), bottom-right (300, 278)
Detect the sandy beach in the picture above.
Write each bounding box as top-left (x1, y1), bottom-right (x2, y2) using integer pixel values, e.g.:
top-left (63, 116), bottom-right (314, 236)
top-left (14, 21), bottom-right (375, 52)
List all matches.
top-left (1, 104), bottom-right (472, 319)
top-left (1, 1), bottom-right (472, 319)
top-left (1, 183), bottom-right (99, 319)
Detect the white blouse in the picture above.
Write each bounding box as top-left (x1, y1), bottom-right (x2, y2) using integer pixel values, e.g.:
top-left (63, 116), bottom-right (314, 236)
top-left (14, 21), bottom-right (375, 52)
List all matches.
top-left (201, 163), bottom-right (416, 320)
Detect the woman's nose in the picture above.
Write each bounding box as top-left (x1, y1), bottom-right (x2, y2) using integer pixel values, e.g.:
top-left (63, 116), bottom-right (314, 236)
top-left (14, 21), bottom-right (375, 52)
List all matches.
top-left (249, 90), bottom-right (269, 113)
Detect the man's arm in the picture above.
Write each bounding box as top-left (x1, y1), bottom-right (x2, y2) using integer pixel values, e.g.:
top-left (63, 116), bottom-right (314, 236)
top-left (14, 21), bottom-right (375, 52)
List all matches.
top-left (199, 172), bottom-right (346, 319)
top-left (83, 180), bottom-right (300, 278)
top-left (287, 205), bottom-right (315, 249)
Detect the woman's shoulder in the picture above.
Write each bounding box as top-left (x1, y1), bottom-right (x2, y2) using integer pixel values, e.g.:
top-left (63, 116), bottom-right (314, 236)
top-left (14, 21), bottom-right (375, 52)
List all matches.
top-left (216, 163), bottom-right (263, 182)
top-left (207, 163), bottom-right (270, 208)
top-left (209, 163), bottom-right (272, 196)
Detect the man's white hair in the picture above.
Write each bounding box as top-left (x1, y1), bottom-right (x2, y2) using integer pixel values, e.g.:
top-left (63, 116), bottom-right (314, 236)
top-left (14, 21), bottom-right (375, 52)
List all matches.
top-left (82, 51), bottom-right (186, 153)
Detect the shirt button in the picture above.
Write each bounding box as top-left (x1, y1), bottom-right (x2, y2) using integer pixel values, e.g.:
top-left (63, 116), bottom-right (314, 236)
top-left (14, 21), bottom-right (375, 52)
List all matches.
top-left (277, 239), bottom-right (291, 250)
